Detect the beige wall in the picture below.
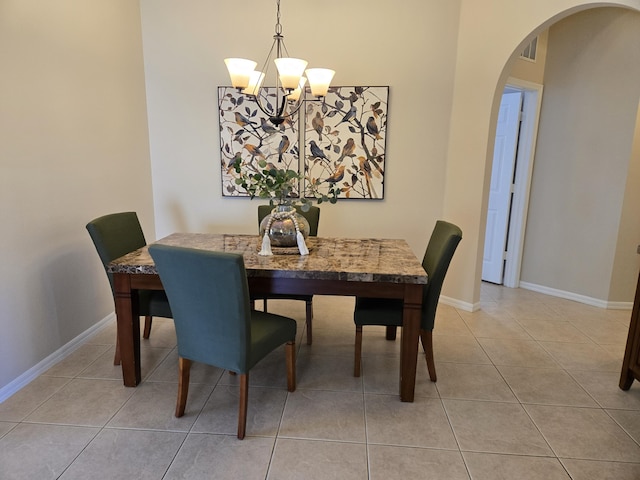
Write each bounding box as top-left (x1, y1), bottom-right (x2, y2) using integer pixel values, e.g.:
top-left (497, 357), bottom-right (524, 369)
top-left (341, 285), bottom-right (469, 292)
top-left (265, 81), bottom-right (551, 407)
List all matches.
top-left (0, 1), bottom-right (155, 392)
top-left (509, 30), bottom-right (549, 84)
top-left (520, 8), bottom-right (640, 301)
top-left (610, 101), bottom-right (640, 301)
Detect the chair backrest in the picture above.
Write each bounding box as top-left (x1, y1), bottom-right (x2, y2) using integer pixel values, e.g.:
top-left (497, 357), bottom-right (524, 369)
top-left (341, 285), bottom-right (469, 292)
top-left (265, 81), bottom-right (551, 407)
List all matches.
top-left (421, 220), bottom-right (463, 330)
top-left (148, 244), bottom-right (252, 373)
top-left (258, 204), bottom-right (320, 236)
top-left (86, 212), bottom-right (147, 295)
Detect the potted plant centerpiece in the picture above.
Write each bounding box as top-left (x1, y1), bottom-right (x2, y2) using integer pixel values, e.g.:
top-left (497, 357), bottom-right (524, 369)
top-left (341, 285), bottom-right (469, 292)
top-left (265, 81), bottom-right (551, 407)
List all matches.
top-left (231, 157), bottom-right (338, 255)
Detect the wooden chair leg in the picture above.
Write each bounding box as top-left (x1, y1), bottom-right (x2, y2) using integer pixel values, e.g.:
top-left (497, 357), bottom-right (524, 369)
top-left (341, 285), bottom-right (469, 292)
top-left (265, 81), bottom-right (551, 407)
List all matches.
top-left (238, 373), bottom-right (249, 440)
top-left (143, 315), bottom-right (153, 339)
top-left (175, 357), bottom-right (192, 417)
top-left (420, 329), bottom-right (437, 382)
top-left (113, 333), bottom-right (121, 365)
top-left (305, 299), bottom-right (313, 345)
top-left (354, 325), bottom-right (363, 377)
top-left (286, 341), bottom-right (296, 392)
top-left (385, 325), bottom-right (397, 340)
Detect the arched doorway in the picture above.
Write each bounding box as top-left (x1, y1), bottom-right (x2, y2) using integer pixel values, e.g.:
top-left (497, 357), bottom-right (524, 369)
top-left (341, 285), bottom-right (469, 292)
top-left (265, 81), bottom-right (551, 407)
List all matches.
top-left (441, 0), bottom-right (640, 311)
top-left (492, 8), bottom-right (640, 307)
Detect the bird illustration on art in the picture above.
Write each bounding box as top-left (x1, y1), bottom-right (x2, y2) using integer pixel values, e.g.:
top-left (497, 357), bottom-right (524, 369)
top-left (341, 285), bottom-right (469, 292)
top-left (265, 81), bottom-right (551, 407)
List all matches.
top-left (234, 112), bottom-right (257, 128)
top-left (366, 116), bottom-right (382, 140)
top-left (309, 140), bottom-right (330, 163)
top-left (243, 143), bottom-right (265, 160)
top-left (227, 152), bottom-right (243, 173)
top-left (261, 121), bottom-right (279, 135)
top-left (369, 147), bottom-right (385, 175)
top-left (277, 135), bottom-right (290, 163)
top-left (337, 90), bottom-right (360, 104)
top-left (312, 111), bottom-right (324, 140)
top-left (338, 106), bottom-right (357, 125)
top-left (337, 138), bottom-right (356, 163)
top-left (325, 165), bottom-right (345, 184)
top-left (358, 156), bottom-right (371, 175)
top-left (358, 156), bottom-right (379, 198)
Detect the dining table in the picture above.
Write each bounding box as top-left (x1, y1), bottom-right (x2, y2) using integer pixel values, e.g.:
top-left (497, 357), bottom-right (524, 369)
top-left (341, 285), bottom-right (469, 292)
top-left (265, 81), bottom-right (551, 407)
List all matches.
top-left (108, 233), bottom-right (428, 402)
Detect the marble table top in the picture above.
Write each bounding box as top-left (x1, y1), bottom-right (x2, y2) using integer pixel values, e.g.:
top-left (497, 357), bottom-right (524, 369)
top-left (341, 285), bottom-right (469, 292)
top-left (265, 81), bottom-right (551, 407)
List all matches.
top-left (108, 233), bottom-right (428, 285)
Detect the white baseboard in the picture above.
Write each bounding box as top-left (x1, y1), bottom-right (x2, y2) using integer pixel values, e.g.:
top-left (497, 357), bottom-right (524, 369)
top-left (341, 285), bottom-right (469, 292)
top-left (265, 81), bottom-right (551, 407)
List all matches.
top-left (440, 295), bottom-right (479, 312)
top-left (519, 282), bottom-right (633, 310)
top-left (607, 301), bottom-right (634, 310)
top-left (0, 313), bottom-right (115, 403)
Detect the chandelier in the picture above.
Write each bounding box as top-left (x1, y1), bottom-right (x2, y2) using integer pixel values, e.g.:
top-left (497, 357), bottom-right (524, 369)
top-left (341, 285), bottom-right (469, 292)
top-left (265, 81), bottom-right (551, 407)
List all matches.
top-left (224, 0), bottom-right (335, 126)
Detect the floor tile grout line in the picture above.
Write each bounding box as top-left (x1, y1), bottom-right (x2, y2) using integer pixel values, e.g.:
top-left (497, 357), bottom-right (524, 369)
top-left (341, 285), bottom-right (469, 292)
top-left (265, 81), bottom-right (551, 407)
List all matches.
top-left (360, 364), bottom-right (371, 480)
top-left (161, 352), bottom-right (222, 479)
top-left (267, 386), bottom-right (294, 479)
top-left (562, 369), bottom-right (611, 409)
top-left (601, 408), bottom-right (640, 449)
top-left (518, 396), bottom-right (567, 461)
top-left (439, 390), bottom-right (474, 478)
top-left (58, 431), bottom-right (104, 477)
top-left (4, 376), bottom-right (74, 423)
top-left (160, 429), bottom-right (194, 479)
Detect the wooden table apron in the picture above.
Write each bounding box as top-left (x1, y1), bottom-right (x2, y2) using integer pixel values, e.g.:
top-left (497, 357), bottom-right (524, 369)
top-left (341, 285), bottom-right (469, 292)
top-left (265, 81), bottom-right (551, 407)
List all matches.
top-left (111, 235), bottom-right (426, 402)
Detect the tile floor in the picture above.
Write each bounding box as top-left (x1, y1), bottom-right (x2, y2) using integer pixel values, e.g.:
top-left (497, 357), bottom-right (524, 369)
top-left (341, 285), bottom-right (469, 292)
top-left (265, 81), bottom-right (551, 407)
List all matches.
top-left (1, 283), bottom-right (640, 479)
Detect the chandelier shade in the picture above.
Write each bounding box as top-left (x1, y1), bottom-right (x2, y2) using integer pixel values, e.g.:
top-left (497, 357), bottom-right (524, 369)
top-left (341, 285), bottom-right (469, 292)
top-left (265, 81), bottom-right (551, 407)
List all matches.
top-left (241, 70), bottom-right (265, 96)
top-left (305, 68), bottom-right (335, 97)
top-left (224, 58), bottom-right (257, 90)
top-left (274, 57), bottom-right (308, 89)
top-left (287, 77), bottom-right (307, 102)
top-left (223, 0), bottom-right (334, 125)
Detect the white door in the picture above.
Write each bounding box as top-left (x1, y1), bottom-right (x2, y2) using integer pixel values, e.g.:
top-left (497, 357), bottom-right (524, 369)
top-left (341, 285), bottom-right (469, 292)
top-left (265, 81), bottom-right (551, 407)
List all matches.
top-left (482, 91), bottom-right (522, 284)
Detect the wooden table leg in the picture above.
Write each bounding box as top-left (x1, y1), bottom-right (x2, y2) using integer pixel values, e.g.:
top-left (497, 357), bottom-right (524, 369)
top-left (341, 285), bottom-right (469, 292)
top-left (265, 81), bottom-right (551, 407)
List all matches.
top-left (385, 326), bottom-right (397, 340)
top-left (620, 370), bottom-right (635, 390)
top-left (400, 284), bottom-right (422, 402)
top-left (619, 270), bottom-right (640, 391)
top-left (114, 273), bottom-right (141, 386)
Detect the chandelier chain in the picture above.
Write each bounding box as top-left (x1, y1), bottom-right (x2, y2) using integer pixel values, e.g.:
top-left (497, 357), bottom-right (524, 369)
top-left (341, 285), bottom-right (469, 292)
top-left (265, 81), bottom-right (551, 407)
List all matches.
top-left (275, 0), bottom-right (282, 36)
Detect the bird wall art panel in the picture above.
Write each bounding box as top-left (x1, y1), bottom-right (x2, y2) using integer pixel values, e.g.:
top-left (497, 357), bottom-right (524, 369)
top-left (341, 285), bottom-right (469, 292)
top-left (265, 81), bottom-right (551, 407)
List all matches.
top-left (303, 86), bottom-right (388, 200)
top-left (218, 86), bottom-right (300, 197)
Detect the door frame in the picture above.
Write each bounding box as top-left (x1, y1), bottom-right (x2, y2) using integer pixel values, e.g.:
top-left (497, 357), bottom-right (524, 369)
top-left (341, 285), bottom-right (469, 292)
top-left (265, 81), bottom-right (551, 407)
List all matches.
top-left (501, 77), bottom-right (544, 288)
top-left (482, 90), bottom-right (523, 284)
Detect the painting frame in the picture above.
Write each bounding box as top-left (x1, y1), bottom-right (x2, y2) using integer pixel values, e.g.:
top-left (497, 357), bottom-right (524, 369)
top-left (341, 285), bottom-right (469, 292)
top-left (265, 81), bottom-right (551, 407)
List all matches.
top-left (302, 86), bottom-right (388, 200)
top-left (218, 86), bottom-right (301, 198)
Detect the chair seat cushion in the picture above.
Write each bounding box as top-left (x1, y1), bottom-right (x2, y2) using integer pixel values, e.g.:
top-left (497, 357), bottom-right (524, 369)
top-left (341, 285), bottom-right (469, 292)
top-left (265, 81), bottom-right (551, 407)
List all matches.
top-left (354, 297), bottom-right (404, 327)
top-left (248, 311), bottom-right (297, 370)
top-left (138, 290), bottom-right (173, 318)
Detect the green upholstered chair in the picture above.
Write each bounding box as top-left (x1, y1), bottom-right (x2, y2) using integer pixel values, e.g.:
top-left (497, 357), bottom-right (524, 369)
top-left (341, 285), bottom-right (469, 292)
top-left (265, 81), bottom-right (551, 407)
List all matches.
top-left (148, 244), bottom-right (296, 440)
top-left (86, 212), bottom-right (172, 365)
top-left (353, 220), bottom-right (462, 381)
top-left (255, 204), bottom-right (320, 345)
